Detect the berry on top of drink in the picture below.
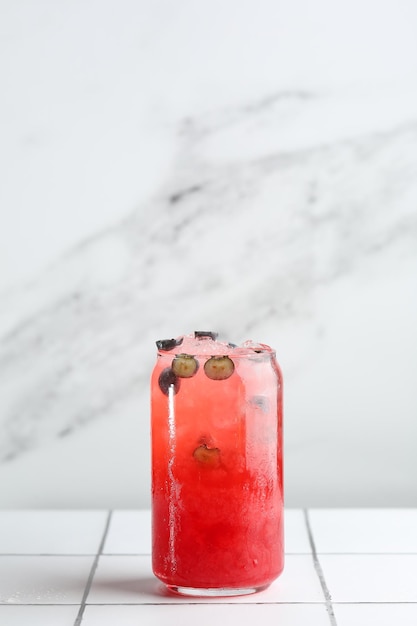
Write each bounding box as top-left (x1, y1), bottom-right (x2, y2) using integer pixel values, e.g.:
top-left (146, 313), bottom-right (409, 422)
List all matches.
top-left (172, 354), bottom-right (199, 378)
top-left (204, 356), bottom-right (235, 380)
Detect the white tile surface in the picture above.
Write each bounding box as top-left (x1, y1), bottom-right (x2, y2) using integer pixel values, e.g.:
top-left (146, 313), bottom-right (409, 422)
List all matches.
top-left (1, 508), bottom-right (417, 625)
top-left (87, 554), bottom-right (324, 604)
top-left (320, 554), bottom-right (417, 602)
top-left (0, 510), bottom-right (107, 554)
top-left (333, 603), bottom-right (417, 626)
top-left (0, 555), bottom-right (93, 604)
top-left (103, 510), bottom-right (151, 554)
top-left (284, 509), bottom-right (311, 553)
top-left (309, 508), bottom-right (417, 553)
top-left (82, 603), bottom-right (330, 626)
top-left (0, 605), bottom-right (79, 626)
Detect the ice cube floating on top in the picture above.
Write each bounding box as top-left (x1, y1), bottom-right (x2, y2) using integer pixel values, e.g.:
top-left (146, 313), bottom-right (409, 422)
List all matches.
top-left (156, 331), bottom-right (273, 357)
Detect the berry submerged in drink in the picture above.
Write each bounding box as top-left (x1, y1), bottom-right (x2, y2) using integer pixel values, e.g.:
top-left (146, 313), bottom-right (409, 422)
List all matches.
top-left (151, 332), bottom-right (284, 596)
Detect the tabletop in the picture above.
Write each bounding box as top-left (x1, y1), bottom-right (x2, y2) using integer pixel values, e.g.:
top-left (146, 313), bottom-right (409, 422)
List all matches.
top-left (0, 508), bottom-right (416, 625)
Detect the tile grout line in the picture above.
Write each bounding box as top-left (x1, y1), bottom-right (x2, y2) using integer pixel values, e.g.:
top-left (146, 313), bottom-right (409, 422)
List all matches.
top-left (303, 509), bottom-right (338, 626)
top-left (74, 510), bottom-right (113, 626)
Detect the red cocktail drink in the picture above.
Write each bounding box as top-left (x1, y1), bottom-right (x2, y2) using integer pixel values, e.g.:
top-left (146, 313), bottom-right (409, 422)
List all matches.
top-left (151, 332), bottom-right (284, 596)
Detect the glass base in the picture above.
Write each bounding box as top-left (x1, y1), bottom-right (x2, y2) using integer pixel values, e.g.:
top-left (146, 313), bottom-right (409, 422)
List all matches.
top-left (166, 584), bottom-right (269, 597)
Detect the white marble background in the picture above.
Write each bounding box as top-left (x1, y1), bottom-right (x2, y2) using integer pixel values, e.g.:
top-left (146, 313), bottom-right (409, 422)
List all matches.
top-left (1, 0), bottom-right (416, 509)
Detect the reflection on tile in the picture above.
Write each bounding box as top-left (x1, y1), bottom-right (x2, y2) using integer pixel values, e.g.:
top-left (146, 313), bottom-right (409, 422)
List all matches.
top-left (82, 603), bottom-right (330, 626)
top-left (0, 556), bottom-right (93, 604)
top-left (88, 554), bottom-right (323, 604)
top-left (0, 510), bottom-right (107, 554)
top-left (309, 509), bottom-right (417, 553)
top-left (320, 554), bottom-right (417, 602)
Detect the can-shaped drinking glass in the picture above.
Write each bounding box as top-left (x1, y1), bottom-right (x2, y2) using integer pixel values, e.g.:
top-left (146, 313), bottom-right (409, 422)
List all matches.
top-left (151, 332), bottom-right (284, 596)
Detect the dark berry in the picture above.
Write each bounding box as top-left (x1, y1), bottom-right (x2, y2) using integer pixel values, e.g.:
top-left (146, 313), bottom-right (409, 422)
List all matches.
top-left (158, 368), bottom-right (180, 395)
top-left (156, 337), bottom-right (183, 351)
top-left (194, 331), bottom-right (218, 340)
top-left (251, 396), bottom-right (269, 413)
